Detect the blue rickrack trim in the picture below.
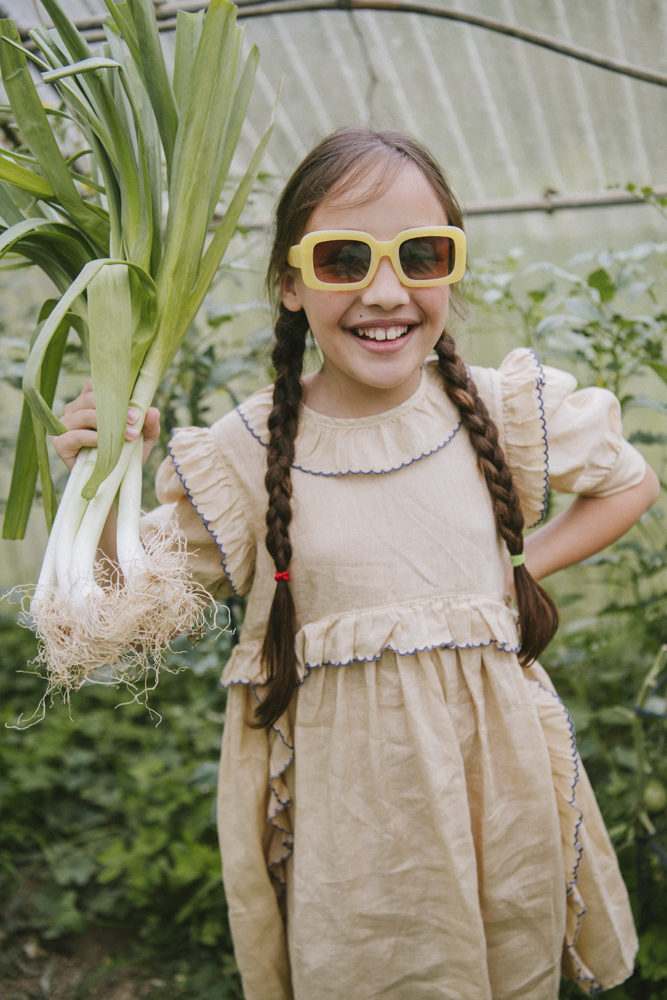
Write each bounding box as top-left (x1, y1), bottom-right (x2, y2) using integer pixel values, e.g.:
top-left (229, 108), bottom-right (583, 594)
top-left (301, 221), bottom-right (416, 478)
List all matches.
top-left (167, 436), bottom-right (241, 598)
top-left (299, 636), bottom-right (519, 680)
top-left (235, 403), bottom-right (462, 477)
top-left (250, 681), bottom-right (295, 894)
top-left (528, 678), bottom-right (604, 996)
top-left (528, 349), bottom-right (550, 528)
top-left (220, 637), bottom-right (520, 696)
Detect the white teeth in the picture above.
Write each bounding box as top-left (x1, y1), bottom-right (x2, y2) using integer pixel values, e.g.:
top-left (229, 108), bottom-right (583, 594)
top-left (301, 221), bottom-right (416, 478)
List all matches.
top-left (355, 325), bottom-right (408, 341)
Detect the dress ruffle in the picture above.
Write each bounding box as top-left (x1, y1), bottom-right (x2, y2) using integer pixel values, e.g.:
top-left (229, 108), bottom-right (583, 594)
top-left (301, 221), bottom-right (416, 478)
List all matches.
top-left (236, 365), bottom-right (462, 476)
top-left (525, 668), bottom-right (636, 996)
top-left (164, 426), bottom-right (255, 596)
top-left (525, 673), bottom-right (595, 993)
top-left (221, 595), bottom-right (520, 688)
top-left (495, 348), bottom-right (549, 528)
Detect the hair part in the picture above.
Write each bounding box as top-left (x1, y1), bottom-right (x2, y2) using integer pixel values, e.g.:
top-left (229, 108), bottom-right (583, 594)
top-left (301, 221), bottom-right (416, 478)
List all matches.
top-left (256, 126), bottom-right (556, 729)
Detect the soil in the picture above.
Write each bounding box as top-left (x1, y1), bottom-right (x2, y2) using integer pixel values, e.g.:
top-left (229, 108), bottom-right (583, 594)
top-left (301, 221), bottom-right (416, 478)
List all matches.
top-left (0, 930), bottom-right (174, 1000)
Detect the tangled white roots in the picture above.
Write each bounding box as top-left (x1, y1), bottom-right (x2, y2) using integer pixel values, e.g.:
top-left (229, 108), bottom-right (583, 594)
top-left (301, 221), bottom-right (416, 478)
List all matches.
top-left (18, 526), bottom-right (213, 718)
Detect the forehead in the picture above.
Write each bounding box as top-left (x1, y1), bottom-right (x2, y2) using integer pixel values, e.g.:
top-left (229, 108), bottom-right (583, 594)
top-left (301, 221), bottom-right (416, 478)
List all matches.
top-left (304, 161), bottom-right (448, 240)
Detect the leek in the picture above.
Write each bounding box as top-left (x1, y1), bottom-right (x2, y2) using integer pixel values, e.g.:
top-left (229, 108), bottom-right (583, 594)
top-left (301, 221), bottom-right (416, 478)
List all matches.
top-left (1, 0), bottom-right (274, 708)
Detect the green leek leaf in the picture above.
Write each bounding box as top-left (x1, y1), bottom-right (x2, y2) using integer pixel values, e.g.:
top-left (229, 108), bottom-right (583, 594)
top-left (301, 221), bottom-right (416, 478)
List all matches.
top-left (37, 0), bottom-right (92, 63)
top-left (173, 10), bottom-right (204, 111)
top-left (83, 264), bottom-right (133, 498)
top-left (160, 0), bottom-right (240, 339)
top-left (187, 93), bottom-right (277, 338)
top-left (102, 1), bottom-right (141, 69)
top-left (0, 19), bottom-right (110, 251)
top-left (3, 400), bottom-right (39, 538)
top-left (0, 153), bottom-right (54, 200)
top-left (0, 35), bottom-right (50, 69)
top-left (125, 0), bottom-right (178, 179)
top-left (32, 410), bottom-right (59, 531)
top-left (4, 301), bottom-right (72, 537)
top-left (0, 179), bottom-right (27, 225)
top-left (647, 361), bottom-right (667, 385)
top-left (209, 43), bottom-right (259, 224)
top-left (42, 56), bottom-right (123, 83)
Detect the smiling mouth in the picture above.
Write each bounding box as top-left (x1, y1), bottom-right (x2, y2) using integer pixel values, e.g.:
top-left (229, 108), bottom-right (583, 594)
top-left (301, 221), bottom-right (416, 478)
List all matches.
top-left (350, 325), bottom-right (412, 342)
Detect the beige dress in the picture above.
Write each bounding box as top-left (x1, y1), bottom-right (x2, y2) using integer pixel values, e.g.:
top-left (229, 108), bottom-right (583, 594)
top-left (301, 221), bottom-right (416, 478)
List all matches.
top-left (143, 348), bottom-right (643, 1000)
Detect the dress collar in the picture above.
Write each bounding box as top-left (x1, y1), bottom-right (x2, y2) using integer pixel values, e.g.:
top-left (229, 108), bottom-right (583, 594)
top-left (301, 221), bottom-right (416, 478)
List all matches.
top-left (236, 360), bottom-right (462, 476)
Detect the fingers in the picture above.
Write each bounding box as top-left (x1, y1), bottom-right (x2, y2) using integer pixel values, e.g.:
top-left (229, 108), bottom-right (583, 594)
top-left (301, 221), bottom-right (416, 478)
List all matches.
top-left (141, 406), bottom-right (161, 466)
top-left (53, 428), bottom-right (99, 471)
top-left (61, 389), bottom-right (96, 424)
top-left (54, 381), bottom-right (162, 471)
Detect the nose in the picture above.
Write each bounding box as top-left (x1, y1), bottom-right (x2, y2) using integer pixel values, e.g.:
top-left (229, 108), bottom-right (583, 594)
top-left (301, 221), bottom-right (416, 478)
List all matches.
top-left (360, 255), bottom-right (410, 310)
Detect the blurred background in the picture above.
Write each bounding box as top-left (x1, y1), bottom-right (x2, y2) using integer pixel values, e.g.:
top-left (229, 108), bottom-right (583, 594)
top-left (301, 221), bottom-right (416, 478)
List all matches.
top-left (2, 1), bottom-right (667, 997)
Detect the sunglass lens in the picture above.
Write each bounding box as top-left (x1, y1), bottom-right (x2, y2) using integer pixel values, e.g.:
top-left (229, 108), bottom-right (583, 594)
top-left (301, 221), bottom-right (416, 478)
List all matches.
top-left (399, 236), bottom-right (453, 280)
top-left (312, 239), bottom-right (371, 284)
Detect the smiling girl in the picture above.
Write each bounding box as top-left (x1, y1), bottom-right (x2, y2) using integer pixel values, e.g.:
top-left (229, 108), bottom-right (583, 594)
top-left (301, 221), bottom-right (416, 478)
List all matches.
top-left (56, 128), bottom-right (658, 999)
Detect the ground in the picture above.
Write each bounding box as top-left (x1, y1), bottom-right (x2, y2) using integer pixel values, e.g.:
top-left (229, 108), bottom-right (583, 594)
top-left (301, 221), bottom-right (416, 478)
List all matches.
top-left (0, 930), bottom-right (175, 1000)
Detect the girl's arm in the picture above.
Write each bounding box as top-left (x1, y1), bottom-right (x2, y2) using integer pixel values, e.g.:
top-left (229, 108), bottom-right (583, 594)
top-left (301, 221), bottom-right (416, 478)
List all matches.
top-left (507, 464), bottom-right (660, 592)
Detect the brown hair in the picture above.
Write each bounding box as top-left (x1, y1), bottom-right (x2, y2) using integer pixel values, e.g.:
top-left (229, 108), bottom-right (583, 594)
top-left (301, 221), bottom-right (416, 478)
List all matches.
top-left (252, 126), bottom-right (558, 729)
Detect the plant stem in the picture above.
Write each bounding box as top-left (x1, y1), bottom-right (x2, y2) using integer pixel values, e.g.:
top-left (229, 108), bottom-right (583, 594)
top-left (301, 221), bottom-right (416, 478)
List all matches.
top-left (115, 436), bottom-right (146, 578)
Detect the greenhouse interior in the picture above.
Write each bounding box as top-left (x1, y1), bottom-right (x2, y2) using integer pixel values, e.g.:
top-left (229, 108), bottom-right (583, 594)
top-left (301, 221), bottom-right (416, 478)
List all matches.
top-left (1, 0), bottom-right (667, 997)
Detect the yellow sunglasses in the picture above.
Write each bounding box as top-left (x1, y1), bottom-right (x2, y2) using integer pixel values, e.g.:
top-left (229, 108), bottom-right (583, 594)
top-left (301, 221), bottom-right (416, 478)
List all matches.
top-left (287, 226), bottom-right (466, 290)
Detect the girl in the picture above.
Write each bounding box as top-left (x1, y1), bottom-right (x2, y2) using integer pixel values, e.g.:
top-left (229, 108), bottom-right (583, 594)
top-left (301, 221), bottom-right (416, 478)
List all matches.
top-left (56, 128), bottom-right (659, 1000)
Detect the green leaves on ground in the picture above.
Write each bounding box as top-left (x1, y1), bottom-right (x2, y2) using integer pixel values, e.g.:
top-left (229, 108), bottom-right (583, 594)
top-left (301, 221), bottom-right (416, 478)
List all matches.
top-left (0, 612), bottom-right (241, 993)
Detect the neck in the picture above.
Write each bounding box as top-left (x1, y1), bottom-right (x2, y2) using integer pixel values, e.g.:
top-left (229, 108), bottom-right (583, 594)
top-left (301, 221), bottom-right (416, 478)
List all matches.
top-left (301, 364), bottom-right (422, 418)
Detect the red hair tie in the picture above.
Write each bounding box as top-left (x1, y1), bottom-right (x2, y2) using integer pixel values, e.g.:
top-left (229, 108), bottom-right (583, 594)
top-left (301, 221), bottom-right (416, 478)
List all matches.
top-left (274, 570), bottom-right (290, 582)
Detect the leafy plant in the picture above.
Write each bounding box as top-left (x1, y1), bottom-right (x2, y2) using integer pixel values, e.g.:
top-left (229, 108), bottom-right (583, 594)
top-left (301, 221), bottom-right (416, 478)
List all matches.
top-left (0, 609), bottom-right (243, 996)
top-left (0, 0), bottom-right (275, 715)
top-left (470, 242), bottom-right (667, 996)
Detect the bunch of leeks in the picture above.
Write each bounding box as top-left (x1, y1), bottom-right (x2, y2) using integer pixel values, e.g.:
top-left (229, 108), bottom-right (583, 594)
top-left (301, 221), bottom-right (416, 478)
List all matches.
top-left (0, 0), bottom-right (273, 706)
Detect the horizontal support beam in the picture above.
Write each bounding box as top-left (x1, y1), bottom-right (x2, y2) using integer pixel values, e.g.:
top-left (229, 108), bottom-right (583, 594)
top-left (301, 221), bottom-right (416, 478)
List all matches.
top-left (463, 186), bottom-right (667, 217)
top-left (17, 0), bottom-right (667, 90)
top-left (237, 187), bottom-right (667, 227)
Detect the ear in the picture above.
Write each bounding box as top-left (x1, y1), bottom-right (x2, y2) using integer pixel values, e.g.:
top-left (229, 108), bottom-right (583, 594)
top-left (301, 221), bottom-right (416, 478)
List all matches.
top-left (280, 269), bottom-right (304, 313)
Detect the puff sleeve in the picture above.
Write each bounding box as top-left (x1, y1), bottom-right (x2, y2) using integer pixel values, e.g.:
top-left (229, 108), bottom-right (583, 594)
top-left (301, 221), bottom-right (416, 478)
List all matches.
top-left (140, 426), bottom-right (256, 600)
top-left (493, 348), bottom-right (647, 527)
top-left (541, 366), bottom-right (647, 497)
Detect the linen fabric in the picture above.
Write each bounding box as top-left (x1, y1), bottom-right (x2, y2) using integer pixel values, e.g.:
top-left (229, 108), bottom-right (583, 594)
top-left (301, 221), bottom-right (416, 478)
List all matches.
top-left (142, 348), bottom-right (643, 999)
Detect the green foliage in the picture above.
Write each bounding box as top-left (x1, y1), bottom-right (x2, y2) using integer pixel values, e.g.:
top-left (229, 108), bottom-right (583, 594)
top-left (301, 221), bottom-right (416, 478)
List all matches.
top-left (470, 242), bottom-right (667, 996)
top-left (0, 610), bottom-right (243, 995)
top-left (470, 242), bottom-right (667, 403)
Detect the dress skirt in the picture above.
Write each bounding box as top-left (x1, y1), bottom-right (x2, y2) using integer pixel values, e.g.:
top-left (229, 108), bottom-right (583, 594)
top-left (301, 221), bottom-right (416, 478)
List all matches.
top-left (217, 646), bottom-right (637, 1000)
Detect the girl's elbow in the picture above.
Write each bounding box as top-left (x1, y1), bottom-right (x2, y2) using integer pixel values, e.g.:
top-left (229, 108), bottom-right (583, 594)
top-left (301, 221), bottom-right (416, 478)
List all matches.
top-left (642, 465), bottom-right (661, 511)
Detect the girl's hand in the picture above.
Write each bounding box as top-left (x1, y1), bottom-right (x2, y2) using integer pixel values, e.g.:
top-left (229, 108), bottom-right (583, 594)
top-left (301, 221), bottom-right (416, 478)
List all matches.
top-left (53, 380), bottom-right (161, 471)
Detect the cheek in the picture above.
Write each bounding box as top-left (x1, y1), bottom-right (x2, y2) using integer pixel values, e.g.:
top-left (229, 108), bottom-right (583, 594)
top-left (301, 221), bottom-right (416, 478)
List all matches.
top-left (303, 291), bottom-right (354, 336)
top-left (418, 287), bottom-right (450, 328)
top-left (434, 287), bottom-right (451, 317)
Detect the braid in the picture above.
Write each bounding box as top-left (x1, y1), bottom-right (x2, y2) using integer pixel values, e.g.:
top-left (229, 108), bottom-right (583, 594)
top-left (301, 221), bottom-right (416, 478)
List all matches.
top-left (251, 304), bottom-right (309, 729)
top-left (434, 332), bottom-right (558, 666)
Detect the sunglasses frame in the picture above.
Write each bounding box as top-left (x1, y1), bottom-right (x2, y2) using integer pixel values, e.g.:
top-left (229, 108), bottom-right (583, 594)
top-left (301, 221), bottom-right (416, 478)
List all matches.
top-left (287, 226), bottom-right (467, 290)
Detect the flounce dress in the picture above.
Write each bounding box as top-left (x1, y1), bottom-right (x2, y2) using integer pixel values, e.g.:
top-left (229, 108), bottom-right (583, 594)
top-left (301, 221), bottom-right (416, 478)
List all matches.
top-left (142, 348), bottom-right (644, 1000)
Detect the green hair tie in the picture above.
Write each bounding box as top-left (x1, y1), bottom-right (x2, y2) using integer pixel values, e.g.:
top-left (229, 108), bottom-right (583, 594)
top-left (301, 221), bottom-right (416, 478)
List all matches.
top-left (510, 553), bottom-right (526, 568)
